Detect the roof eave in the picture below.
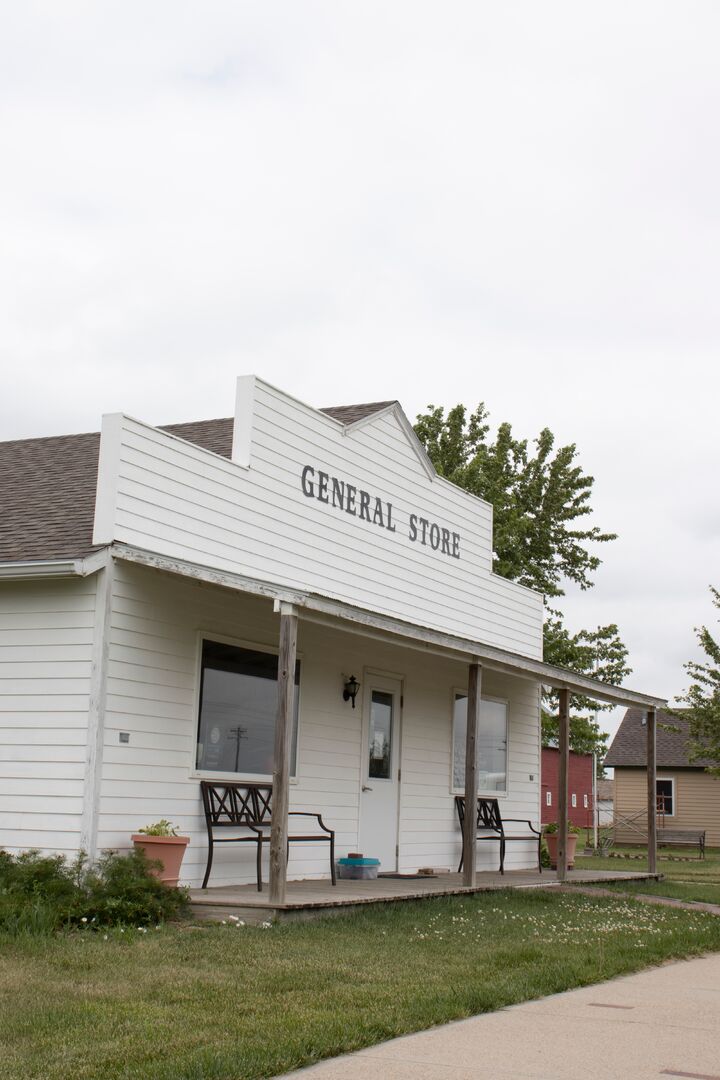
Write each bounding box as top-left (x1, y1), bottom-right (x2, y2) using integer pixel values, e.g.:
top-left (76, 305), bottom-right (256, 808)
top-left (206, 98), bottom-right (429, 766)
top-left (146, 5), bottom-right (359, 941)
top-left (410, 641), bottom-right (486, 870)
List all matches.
top-left (0, 549), bottom-right (108, 581)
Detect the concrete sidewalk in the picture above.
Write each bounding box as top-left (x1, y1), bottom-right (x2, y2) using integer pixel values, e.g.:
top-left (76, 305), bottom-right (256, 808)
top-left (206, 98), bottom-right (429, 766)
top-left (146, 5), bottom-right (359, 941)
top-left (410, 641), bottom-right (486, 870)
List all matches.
top-left (280, 953), bottom-right (720, 1079)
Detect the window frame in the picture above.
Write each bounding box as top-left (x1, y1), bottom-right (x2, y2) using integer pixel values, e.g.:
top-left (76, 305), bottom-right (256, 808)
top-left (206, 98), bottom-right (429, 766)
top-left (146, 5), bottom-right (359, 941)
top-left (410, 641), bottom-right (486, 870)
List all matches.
top-left (191, 632), bottom-right (303, 784)
top-left (656, 777), bottom-right (675, 818)
top-left (571, 793), bottom-right (577, 808)
top-left (546, 791), bottom-right (552, 807)
top-left (583, 794), bottom-right (589, 809)
top-left (450, 687), bottom-right (510, 797)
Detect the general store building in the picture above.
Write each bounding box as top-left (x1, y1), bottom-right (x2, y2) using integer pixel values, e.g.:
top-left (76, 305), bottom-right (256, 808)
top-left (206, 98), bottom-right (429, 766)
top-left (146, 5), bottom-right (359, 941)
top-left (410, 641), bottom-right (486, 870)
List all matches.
top-left (0, 377), bottom-right (666, 902)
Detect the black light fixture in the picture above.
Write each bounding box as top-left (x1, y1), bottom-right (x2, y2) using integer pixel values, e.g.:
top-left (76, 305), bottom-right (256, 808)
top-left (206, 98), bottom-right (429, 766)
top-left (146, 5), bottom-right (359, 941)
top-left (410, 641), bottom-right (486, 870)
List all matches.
top-left (343, 674), bottom-right (361, 709)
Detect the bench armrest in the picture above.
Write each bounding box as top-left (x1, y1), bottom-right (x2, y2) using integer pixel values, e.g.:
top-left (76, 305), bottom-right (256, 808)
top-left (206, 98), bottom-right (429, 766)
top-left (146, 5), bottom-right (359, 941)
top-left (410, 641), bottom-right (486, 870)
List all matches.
top-left (502, 818), bottom-right (541, 837)
top-left (288, 812), bottom-right (334, 835)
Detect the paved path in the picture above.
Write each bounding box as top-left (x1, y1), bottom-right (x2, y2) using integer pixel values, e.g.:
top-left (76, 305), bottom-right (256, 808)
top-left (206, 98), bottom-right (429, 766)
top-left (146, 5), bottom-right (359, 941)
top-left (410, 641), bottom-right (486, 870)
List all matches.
top-left (279, 953), bottom-right (720, 1079)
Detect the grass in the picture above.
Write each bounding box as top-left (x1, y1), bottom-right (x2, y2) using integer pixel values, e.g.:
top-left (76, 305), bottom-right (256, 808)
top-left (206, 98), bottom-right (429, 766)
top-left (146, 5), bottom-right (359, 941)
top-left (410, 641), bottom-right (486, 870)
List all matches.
top-left (573, 846), bottom-right (720, 905)
top-left (2, 890), bottom-right (720, 1080)
top-left (574, 845), bottom-right (720, 883)
top-left (599, 879), bottom-right (720, 904)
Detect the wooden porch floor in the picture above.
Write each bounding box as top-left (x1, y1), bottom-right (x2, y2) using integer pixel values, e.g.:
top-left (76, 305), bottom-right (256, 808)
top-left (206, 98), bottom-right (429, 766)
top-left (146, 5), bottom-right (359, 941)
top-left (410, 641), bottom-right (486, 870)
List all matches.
top-left (189, 868), bottom-right (656, 922)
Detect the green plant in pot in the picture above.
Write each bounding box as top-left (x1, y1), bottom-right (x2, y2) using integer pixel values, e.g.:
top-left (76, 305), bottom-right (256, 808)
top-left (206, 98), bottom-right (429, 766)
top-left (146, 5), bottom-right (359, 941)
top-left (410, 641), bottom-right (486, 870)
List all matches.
top-left (131, 820), bottom-right (190, 887)
top-left (543, 821), bottom-right (581, 870)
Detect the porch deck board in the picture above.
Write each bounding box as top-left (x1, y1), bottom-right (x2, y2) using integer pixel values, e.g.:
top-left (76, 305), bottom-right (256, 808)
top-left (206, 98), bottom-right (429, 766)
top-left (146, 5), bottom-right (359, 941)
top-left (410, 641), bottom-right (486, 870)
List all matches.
top-left (189, 868), bottom-right (655, 918)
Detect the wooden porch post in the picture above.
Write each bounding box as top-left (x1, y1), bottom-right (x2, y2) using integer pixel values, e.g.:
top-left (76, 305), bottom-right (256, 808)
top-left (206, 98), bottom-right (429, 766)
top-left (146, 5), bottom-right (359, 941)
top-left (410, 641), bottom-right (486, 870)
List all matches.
top-left (269, 604), bottom-right (298, 906)
top-left (557, 688), bottom-right (571, 882)
top-left (463, 661), bottom-right (482, 887)
top-left (647, 707), bottom-right (657, 875)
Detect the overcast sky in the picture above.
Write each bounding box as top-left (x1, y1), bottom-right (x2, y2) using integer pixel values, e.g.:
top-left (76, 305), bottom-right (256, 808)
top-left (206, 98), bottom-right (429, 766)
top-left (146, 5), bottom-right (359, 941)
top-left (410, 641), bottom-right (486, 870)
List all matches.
top-left (2, 3), bottom-right (718, 742)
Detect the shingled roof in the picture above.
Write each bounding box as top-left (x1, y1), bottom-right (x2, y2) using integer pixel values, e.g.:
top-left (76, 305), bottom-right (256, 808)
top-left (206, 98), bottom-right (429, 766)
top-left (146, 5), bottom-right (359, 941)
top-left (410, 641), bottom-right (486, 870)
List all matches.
top-left (604, 708), bottom-right (714, 769)
top-left (0, 403), bottom-right (397, 564)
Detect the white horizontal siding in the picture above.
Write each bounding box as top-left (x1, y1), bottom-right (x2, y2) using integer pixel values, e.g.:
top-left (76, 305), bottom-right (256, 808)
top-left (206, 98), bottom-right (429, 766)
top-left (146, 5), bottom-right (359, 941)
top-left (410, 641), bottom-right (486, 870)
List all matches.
top-left (0, 578), bottom-right (95, 855)
top-left (93, 562), bottom-right (541, 887)
top-left (95, 378), bottom-right (543, 658)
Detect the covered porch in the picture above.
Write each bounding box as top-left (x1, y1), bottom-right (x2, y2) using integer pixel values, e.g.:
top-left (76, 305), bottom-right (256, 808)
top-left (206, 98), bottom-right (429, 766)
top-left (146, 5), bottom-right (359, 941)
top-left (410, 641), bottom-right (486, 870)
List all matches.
top-left (189, 867), bottom-right (659, 922)
top-left (113, 545), bottom-right (668, 903)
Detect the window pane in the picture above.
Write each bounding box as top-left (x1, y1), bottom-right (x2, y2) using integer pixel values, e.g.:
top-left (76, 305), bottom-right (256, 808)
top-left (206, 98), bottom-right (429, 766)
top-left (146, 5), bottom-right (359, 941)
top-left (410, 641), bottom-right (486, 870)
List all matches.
top-left (369, 690), bottom-right (393, 779)
top-left (452, 694), bottom-right (507, 792)
top-left (196, 641), bottom-right (299, 776)
top-left (656, 779), bottom-right (673, 815)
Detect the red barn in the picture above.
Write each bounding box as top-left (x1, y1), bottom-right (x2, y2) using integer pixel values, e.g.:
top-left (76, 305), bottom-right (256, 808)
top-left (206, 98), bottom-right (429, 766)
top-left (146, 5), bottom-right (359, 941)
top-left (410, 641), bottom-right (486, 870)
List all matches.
top-left (541, 747), bottom-right (594, 829)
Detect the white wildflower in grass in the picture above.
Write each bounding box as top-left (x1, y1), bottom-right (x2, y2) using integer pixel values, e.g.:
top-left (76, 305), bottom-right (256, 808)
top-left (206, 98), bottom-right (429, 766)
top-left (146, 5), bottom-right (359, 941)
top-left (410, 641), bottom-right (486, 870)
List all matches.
top-left (260, 921), bottom-right (272, 929)
top-left (81, 917), bottom-right (88, 923)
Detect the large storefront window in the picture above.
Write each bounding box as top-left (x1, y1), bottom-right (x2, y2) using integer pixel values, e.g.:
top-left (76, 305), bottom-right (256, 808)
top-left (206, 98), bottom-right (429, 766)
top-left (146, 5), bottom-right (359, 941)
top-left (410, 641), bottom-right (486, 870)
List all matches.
top-left (196, 640), bottom-right (300, 777)
top-left (452, 693), bottom-right (508, 793)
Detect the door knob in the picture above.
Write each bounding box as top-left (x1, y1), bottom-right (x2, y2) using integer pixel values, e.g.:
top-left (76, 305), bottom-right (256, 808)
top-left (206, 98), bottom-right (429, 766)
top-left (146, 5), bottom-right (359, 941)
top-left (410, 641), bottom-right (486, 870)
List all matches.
top-left (362, 785), bottom-right (373, 792)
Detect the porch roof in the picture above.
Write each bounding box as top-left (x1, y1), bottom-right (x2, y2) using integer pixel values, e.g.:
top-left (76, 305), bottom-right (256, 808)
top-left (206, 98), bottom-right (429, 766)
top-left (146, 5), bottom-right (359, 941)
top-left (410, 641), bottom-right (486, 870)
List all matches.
top-left (109, 543), bottom-right (667, 711)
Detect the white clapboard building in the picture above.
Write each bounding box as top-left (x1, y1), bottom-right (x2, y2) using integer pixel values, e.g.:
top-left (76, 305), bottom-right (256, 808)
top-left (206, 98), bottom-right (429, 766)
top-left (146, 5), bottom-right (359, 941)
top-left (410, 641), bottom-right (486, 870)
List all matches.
top-left (0, 377), bottom-right (665, 896)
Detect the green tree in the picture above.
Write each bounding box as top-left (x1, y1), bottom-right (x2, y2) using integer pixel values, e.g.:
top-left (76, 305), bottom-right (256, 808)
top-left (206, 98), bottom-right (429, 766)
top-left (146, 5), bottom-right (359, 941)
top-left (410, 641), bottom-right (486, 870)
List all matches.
top-left (541, 711), bottom-right (609, 760)
top-left (679, 586), bottom-right (720, 776)
top-left (414, 402), bottom-right (631, 762)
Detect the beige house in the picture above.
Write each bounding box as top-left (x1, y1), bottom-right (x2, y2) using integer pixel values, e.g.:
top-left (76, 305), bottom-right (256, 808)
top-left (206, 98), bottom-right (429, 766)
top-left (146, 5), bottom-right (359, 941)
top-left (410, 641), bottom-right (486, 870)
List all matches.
top-left (605, 709), bottom-right (720, 848)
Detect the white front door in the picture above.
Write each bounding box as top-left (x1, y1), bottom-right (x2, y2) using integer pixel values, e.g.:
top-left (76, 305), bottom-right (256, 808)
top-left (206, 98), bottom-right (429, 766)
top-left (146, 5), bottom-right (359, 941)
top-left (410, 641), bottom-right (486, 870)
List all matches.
top-left (358, 675), bottom-right (402, 872)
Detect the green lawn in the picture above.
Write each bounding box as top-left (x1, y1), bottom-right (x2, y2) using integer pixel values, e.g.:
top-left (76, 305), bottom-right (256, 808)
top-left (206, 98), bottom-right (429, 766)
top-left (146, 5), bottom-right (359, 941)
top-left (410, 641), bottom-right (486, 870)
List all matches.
top-left (598, 879), bottom-right (720, 905)
top-left (3, 890), bottom-right (720, 1080)
top-left (574, 846), bottom-right (720, 883)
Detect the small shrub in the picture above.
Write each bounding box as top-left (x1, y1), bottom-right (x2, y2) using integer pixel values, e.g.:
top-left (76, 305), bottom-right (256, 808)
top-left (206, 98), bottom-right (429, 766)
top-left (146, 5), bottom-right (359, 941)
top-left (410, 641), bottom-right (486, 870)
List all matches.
top-left (0, 848), bottom-right (189, 935)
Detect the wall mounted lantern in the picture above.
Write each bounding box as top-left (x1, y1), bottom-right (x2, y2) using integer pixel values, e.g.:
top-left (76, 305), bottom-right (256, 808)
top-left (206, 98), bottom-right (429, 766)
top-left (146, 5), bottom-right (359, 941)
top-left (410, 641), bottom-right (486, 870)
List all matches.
top-left (343, 674), bottom-right (361, 709)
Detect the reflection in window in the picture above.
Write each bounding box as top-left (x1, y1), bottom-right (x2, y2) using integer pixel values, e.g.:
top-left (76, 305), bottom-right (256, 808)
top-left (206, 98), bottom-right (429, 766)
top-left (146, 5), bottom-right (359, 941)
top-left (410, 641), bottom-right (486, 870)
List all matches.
top-left (452, 694), bottom-right (508, 792)
top-left (369, 691), bottom-right (393, 779)
top-left (196, 640), bottom-right (299, 776)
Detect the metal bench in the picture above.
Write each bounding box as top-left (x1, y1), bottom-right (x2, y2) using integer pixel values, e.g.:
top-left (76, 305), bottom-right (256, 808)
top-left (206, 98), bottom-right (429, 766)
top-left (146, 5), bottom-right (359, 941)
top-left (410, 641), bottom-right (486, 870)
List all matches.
top-left (200, 780), bottom-right (336, 890)
top-left (455, 795), bottom-right (542, 875)
top-left (657, 828), bottom-right (706, 860)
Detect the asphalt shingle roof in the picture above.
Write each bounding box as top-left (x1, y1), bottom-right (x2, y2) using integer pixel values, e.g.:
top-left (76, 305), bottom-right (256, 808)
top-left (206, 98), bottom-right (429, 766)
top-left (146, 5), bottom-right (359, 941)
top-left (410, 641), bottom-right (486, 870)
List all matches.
top-left (604, 707), bottom-right (714, 769)
top-left (0, 403), bottom-right (395, 564)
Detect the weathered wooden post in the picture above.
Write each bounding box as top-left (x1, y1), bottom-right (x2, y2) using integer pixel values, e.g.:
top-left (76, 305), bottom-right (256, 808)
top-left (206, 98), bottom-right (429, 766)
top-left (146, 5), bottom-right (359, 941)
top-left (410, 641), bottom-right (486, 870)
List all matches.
top-left (647, 707), bottom-right (657, 875)
top-left (557, 688), bottom-right (571, 882)
top-left (463, 661), bottom-right (482, 887)
top-left (269, 603), bottom-right (298, 906)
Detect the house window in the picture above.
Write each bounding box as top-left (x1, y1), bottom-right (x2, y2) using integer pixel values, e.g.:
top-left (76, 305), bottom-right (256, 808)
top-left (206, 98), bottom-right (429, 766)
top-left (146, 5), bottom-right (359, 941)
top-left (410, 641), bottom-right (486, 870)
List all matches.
top-left (196, 639), bottom-right (300, 777)
top-left (583, 794), bottom-right (588, 809)
top-left (546, 791), bottom-right (552, 807)
top-left (571, 793), bottom-right (577, 808)
top-left (452, 693), bottom-right (508, 794)
top-left (656, 778), bottom-right (674, 817)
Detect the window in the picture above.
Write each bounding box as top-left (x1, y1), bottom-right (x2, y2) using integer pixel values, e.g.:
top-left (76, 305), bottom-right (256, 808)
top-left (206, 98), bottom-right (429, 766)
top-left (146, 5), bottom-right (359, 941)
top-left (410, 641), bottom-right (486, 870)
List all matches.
top-left (546, 791), bottom-right (552, 807)
top-left (571, 793), bottom-right (577, 808)
top-left (368, 690), bottom-right (393, 779)
top-left (196, 639), bottom-right (300, 777)
top-left (583, 794), bottom-right (588, 809)
top-left (656, 778), bottom-right (674, 816)
top-left (452, 693), bottom-right (508, 793)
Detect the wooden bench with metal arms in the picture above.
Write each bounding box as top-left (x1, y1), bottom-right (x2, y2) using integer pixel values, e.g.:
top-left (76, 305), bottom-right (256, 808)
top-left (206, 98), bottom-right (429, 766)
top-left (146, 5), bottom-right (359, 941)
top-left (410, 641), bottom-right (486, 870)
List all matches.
top-left (200, 780), bottom-right (336, 890)
top-left (657, 828), bottom-right (706, 860)
top-left (455, 795), bottom-right (542, 875)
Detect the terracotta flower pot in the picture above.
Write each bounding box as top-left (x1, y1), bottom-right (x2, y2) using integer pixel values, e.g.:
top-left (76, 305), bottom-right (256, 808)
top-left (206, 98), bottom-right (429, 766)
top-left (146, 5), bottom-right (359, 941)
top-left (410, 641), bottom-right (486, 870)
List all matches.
top-left (131, 835), bottom-right (190, 886)
top-left (544, 832), bottom-right (578, 870)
